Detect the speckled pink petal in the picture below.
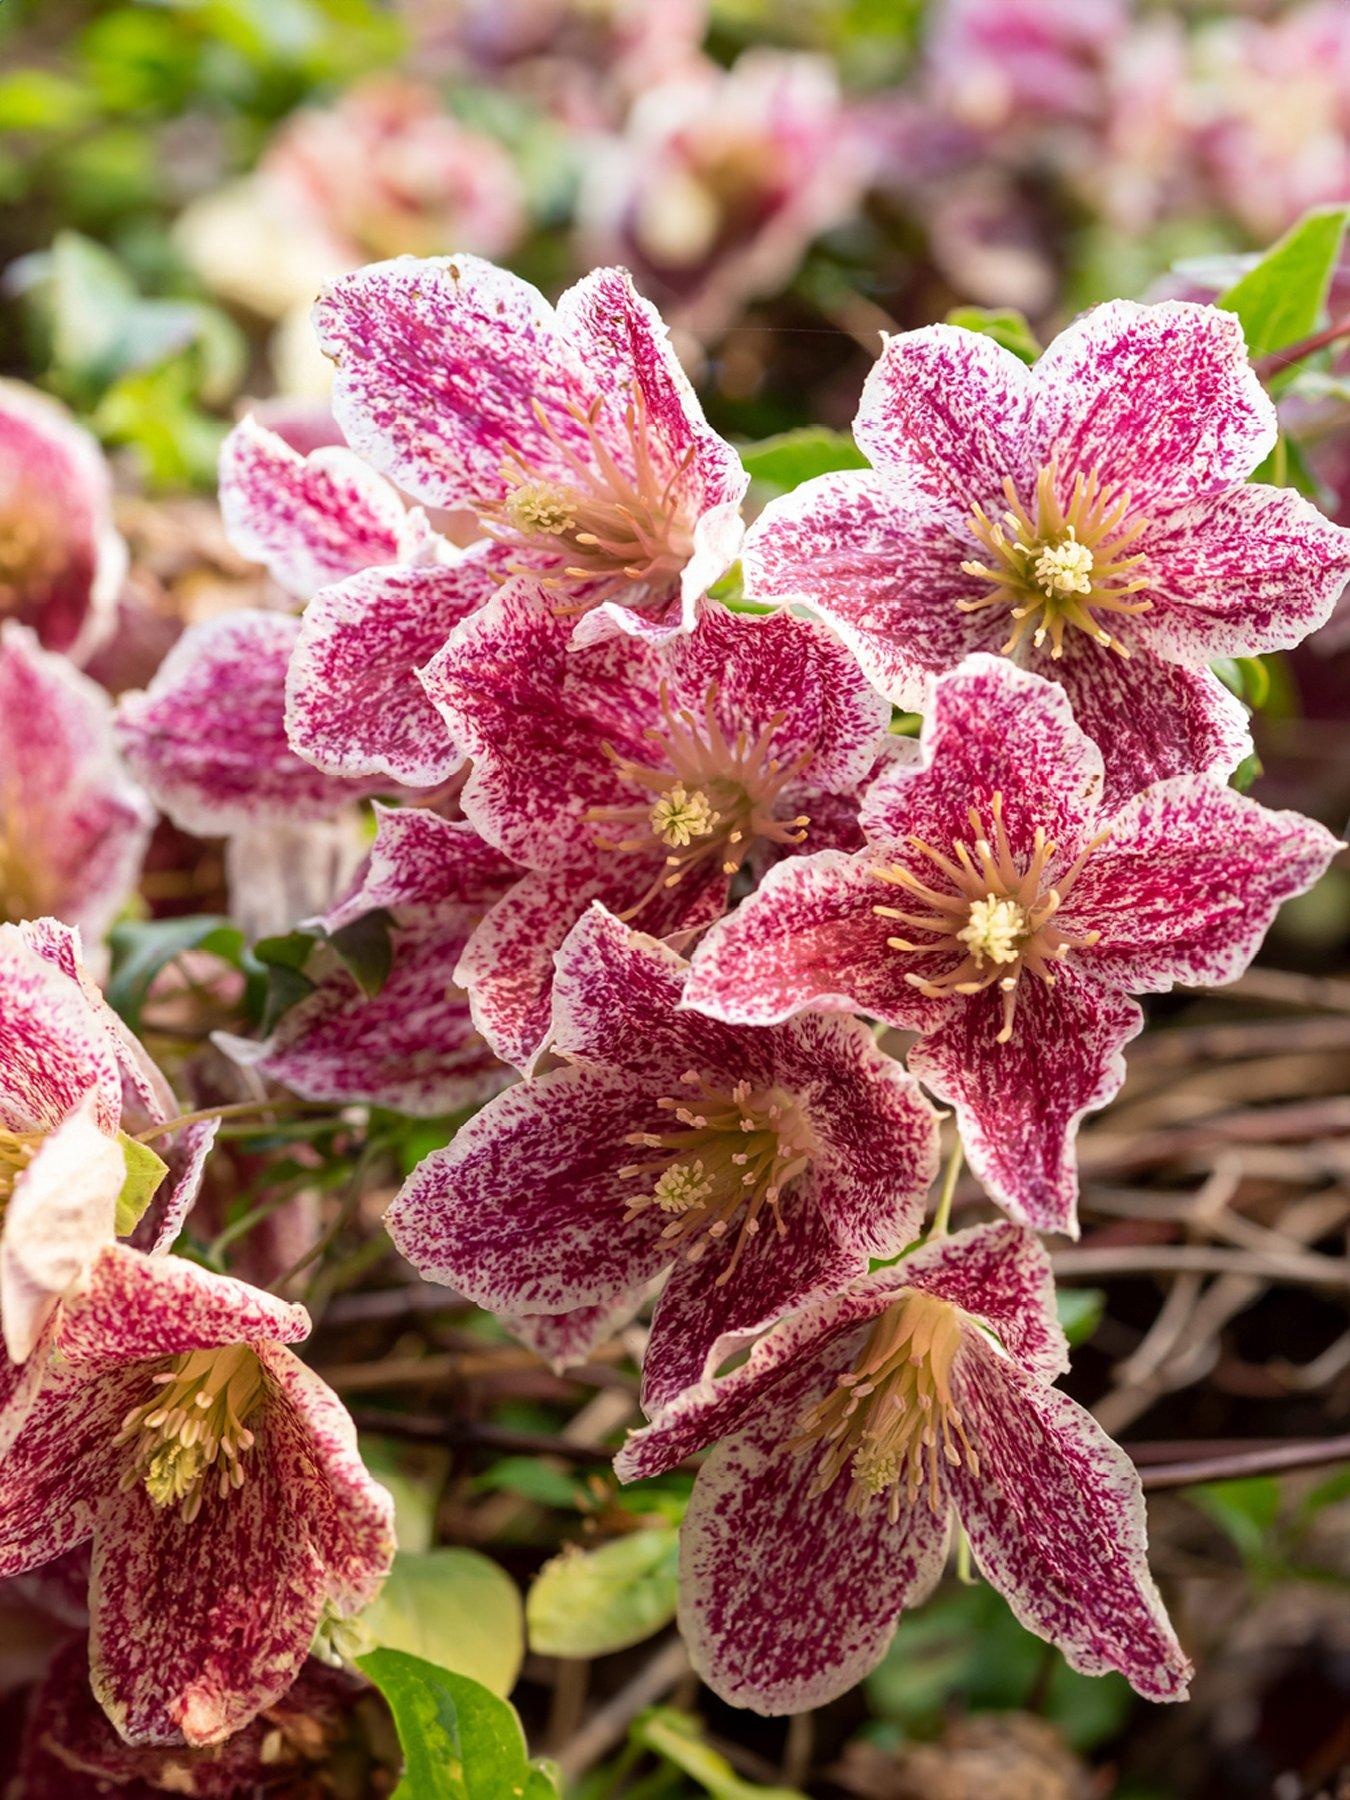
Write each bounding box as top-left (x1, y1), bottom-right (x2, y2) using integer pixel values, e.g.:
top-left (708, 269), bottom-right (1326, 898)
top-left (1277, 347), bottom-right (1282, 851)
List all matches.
top-left (0, 624), bottom-right (151, 942)
top-left (0, 924), bottom-right (122, 1135)
top-left (1045, 642), bottom-right (1251, 812)
top-left (506, 1295), bottom-right (646, 1373)
top-left (55, 1245), bottom-right (310, 1371)
top-left (742, 469), bottom-right (996, 708)
top-left (422, 582), bottom-right (663, 870)
top-left (0, 381), bottom-right (125, 663)
top-left (219, 414), bottom-right (436, 599)
top-left (287, 554), bottom-right (498, 783)
top-left (116, 612), bottom-right (372, 835)
top-left (1069, 776), bottom-right (1341, 994)
top-left (1025, 300), bottom-right (1274, 506)
top-left (897, 1220), bottom-right (1068, 1383)
top-left (387, 1062), bottom-right (675, 1314)
top-left (315, 255), bottom-right (591, 510)
top-left (322, 804), bottom-right (520, 935)
top-left (854, 324), bottom-right (1033, 527)
top-left (1129, 482), bottom-right (1350, 661)
top-left (677, 1350), bottom-right (951, 1714)
top-left (1, 1094), bottom-right (123, 1363)
top-left (221, 919), bottom-right (508, 1117)
top-left (908, 969), bottom-right (1142, 1237)
top-left (949, 1334), bottom-right (1191, 1702)
top-left (135, 1116), bottom-right (219, 1256)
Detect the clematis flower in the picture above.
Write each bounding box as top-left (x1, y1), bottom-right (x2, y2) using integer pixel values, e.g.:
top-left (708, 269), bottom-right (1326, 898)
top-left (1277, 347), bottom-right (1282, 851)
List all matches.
top-left (685, 656), bottom-right (1341, 1235)
top-left (313, 256), bottom-right (748, 647)
top-left (388, 902), bottom-right (940, 1406)
top-left (0, 623), bottom-right (151, 944)
top-left (0, 382), bottom-right (125, 665)
top-left (615, 1220), bottom-right (1192, 1714)
top-left (16, 1636), bottom-right (361, 1795)
top-left (0, 1244), bottom-right (394, 1747)
top-left (219, 805), bottom-right (516, 1117)
top-left (924, 0), bottom-right (1127, 136)
top-left (743, 299), bottom-right (1350, 804)
top-left (579, 51), bottom-right (869, 343)
top-left (0, 920), bottom-right (217, 1360)
top-left (422, 588), bottom-right (891, 1068)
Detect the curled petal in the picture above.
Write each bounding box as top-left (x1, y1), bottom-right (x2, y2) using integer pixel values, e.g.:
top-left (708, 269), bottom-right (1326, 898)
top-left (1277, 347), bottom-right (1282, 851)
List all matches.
top-left (897, 1220), bottom-right (1068, 1383)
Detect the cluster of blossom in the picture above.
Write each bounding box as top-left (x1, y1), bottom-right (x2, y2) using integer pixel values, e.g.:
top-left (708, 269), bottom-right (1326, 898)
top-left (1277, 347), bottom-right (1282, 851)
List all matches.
top-left (0, 243), bottom-right (1328, 1757)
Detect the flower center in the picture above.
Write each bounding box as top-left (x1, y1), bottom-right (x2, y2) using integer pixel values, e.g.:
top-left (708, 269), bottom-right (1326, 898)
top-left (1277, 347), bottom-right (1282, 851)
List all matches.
top-left (618, 1071), bottom-right (815, 1285)
top-left (115, 1345), bottom-right (266, 1523)
top-left (477, 386), bottom-right (697, 610)
top-left (0, 510), bottom-right (60, 608)
top-left (585, 682), bottom-right (811, 921)
top-left (0, 1125), bottom-right (44, 1206)
top-left (792, 1290), bottom-right (978, 1521)
top-left (873, 790), bottom-right (1105, 1042)
top-left (959, 462), bottom-right (1152, 659)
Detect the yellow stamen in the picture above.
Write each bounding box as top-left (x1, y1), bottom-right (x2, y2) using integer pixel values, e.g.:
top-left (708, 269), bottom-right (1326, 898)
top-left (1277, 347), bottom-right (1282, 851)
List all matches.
top-left (0, 1125), bottom-right (44, 1205)
top-left (115, 1345), bottom-right (266, 1523)
top-left (649, 784), bottom-right (719, 849)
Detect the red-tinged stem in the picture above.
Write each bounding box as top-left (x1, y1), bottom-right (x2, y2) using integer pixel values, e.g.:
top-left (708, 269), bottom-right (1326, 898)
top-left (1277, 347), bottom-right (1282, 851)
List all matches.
top-left (1255, 314), bottom-right (1350, 382)
top-left (1134, 1432), bottom-right (1350, 1491)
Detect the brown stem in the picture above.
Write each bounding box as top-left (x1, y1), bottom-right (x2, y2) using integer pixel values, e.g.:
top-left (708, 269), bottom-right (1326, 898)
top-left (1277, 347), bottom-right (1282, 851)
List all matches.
top-left (348, 1410), bottom-right (617, 1465)
top-left (1255, 313), bottom-right (1350, 381)
top-left (1134, 1433), bottom-right (1350, 1491)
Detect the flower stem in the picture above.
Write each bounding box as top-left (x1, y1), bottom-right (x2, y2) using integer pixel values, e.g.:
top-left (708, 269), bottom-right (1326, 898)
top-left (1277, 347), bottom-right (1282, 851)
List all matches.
top-left (1255, 313), bottom-right (1350, 382)
top-left (132, 1097), bottom-right (315, 1143)
top-left (928, 1140), bottom-right (964, 1239)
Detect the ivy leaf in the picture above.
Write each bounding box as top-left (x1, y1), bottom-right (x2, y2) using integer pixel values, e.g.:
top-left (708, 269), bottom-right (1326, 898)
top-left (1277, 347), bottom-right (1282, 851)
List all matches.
top-left (946, 305), bottom-right (1042, 364)
top-left (106, 914), bottom-right (245, 1030)
top-left (114, 1132), bottom-right (168, 1237)
top-left (739, 427), bottom-right (869, 496)
top-left (1218, 204), bottom-right (1349, 362)
top-left (527, 1526), bottom-right (680, 1658)
top-left (357, 1549), bottom-right (524, 1698)
top-left (356, 1650), bottom-right (558, 1799)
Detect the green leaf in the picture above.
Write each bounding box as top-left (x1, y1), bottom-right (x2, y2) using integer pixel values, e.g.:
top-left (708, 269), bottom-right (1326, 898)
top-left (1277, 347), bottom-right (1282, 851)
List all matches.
top-left (527, 1526), bottom-right (679, 1658)
top-left (475, 1457), bottom-right (581, 1510)
top-left (1055, 1286), bottom-right (1105, 1348)
top-left (1218, 205), bottom-right (1350, 359)
top-left (356, 1650), bottom-right (557, 1799)
top-left (114, 1133), bottom-right (169, 1236)
top-left (327, 908), bottom-right (394, 998)
top-left (0, 70), bottom-right (94, 131)
top-left (739, 427), bottom-right (869, 495)
top-left (359, 1549), bottom-right (524, 1698)
top-left (946, 305), bottom-right (1041, 364)
top-left (106, 914), bottom-right (245, 1029)
top-left (632, 1708), bottom-right (806, 1800)
top-left (1189, 1476), bottom-right (1282, 1564)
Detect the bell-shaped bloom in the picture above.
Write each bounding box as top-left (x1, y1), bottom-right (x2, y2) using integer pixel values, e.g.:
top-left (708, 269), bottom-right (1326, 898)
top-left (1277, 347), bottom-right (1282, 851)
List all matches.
top-left (744, 300), bottom-right (1350, 805)
top-left (314, 257), bottom-right (748, 647)
top-left (0, 920), bottom-right (217, 1360)
top-left (686, 656), bottom-right (1340, 1235)
top-left (0, 1244), bottom-right (394, 1747)
top-left (177, 77), bottom-right (524, 325)
top-left (389, 903), bottom-right (940, 1405)
top-left (219, 805), bottom-right (516, 1117)
top-left (924, 0), bottom-right (1128, 135)
top-left (0, 623), bottom-right (150, 943)
top-left (579, 51), bottom-right (869, 343)
top-left (0, 382), bottom-right (126, 664)
top-left (422, 588), bottom-right (891, 1068)
top-left (16, 1636), bottom-right (360, 1795)
top-left (616, 1220), bottom-right (1192, 1714)
top-left (216, 416), bottom-right (493, 788)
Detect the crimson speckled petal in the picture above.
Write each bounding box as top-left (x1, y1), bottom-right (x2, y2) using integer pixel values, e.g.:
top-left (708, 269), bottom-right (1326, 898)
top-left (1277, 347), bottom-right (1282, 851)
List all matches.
top-left (949, 1335), bottom-right (1190, 1701)
top-left (116, 612), bottom-right (375, 836)
top-left (287, 554), bottom-right (498, 784)
top-left (219, 414), bottom-right (437, 599)
top-left (0, 624), bottom-right (151, 943)
top-left (0, 925), bottom-right (123, 1136)
top-left (323, 804), bottom-right (521, 935)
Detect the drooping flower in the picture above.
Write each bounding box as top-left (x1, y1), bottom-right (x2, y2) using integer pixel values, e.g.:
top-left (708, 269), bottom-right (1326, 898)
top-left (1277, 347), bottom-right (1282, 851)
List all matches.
top-left (743, 300), bottom-right (1350, 804)
top-left (685, 656), bottom-right (1341, 1235)
top-left (615, 1220), bottom-right (1192, 1714)
top-left (0, 623), bottom-right (151, 944)
top-left (15, 1636), bottom-right (363, 1795)
top-left (176, 77), bottom-right (524, 325)
top-left (422, 588), bottom-right (891, 1067)
top-left (218, 805), bottom-right (516, 1117)
top-left (0, 920), bottom-right (216, 1360)
top-left (578, 51), bottom-right (869, 343)
top-left (313, 257), bottom-right (748, 646)
top-left (0, 1244), bottom-right (394, 1747)
top-left (0, 382), bottom-right (126, 664)
top-left (388, 902), bottom-right (940, 1405)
